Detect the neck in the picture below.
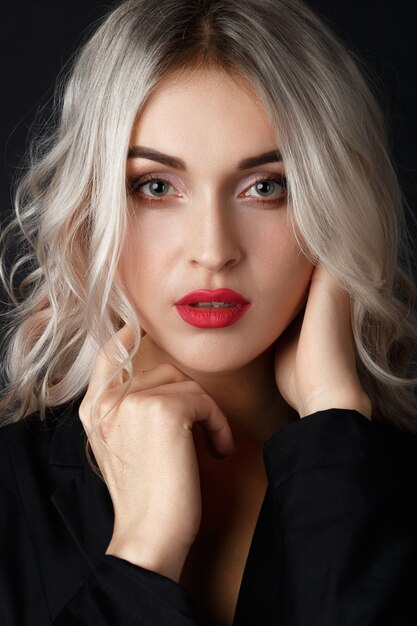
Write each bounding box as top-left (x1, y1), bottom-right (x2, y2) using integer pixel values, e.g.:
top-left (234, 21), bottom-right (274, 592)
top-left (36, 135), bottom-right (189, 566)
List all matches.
top-left (132, 334), bottom-right (298, 445)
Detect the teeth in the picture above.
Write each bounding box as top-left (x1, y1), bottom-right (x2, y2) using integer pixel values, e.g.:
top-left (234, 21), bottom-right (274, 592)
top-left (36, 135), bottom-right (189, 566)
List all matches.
top-left (190, 301), bottom-right (236, 308)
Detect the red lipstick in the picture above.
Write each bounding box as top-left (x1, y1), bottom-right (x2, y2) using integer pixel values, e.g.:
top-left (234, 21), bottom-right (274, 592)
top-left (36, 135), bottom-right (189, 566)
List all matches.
top-left (174, 289), bottom-right (251, 328)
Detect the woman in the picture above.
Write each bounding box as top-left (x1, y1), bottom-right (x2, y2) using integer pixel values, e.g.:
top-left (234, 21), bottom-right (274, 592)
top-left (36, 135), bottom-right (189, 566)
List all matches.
top-left (1, 0), bottom-right (416, 624)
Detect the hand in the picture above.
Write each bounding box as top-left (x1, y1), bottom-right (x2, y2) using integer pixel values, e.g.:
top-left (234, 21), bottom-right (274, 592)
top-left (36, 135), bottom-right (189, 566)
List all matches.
top-left (274, 264), bottom-right (372, 419)
top-left (79, 324), bottom-right (235, 583)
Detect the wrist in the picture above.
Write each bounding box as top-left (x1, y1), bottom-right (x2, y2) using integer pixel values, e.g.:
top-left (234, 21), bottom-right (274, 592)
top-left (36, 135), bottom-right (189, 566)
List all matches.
top-left (106, 534), bottom-right (190, 583)
top-left (300, 389), bottom-right (372, 420)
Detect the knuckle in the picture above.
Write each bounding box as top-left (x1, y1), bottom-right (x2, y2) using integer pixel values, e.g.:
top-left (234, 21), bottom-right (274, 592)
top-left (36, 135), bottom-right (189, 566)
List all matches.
top-left (79, 396), bottom-right (93, 425)
top-left (99, 392), bottom-right (165, 420)
top-left (98, 396), bottom-right (119, 420)
top-left (98, 416), bottom-right (116, 441)
top-left (145, 394), bottom-right (170, 415)
top-left (141, 394), bottom-right (184, 427)
top-left (78, 402), bottom-right (88, 423)
top-left (157, 362), bottom-right (188, 381)
top-left (183, 380), bottom-right (202, 393)
top-left (80, 392), bottom-right (119, 426)
top-left (120, 392), bottom-right (144, 413)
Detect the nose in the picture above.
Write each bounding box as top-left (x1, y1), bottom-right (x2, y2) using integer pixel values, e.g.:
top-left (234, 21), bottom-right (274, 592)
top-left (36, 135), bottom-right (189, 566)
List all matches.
top-left (187, 193), bottom-right (242, 273)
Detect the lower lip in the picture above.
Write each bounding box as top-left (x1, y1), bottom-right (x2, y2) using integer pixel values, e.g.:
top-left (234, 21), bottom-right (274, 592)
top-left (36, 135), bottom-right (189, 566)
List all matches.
top-left (175, 303), bottom-right (251, 328)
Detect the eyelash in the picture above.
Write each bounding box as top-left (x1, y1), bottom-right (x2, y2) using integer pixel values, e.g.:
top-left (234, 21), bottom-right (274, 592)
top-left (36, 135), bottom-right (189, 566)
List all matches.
top-left (127, 174), bottom-right (288, 206)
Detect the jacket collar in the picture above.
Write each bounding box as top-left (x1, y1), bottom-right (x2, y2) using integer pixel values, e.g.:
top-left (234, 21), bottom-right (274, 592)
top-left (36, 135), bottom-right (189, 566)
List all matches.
top-left (48, 395), bottom-right (86, 467)
top-left (47, 397), bottom-right (114, 569)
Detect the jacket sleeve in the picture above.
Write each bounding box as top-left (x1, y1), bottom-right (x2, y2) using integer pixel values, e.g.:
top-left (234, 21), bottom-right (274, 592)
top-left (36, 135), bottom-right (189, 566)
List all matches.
top-left (52, 555), bottom-right (197, 625)
top-left (0, 429), bottom-right (51, 625)
top-left (263, 408), bottom-right (417, 625)
top-left (0, 426), bottom-right (197, 626)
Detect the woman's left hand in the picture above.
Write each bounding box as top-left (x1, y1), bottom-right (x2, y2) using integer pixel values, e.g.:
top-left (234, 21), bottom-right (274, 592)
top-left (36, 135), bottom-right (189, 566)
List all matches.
top-left (274, 264), bottom-right (372, 419)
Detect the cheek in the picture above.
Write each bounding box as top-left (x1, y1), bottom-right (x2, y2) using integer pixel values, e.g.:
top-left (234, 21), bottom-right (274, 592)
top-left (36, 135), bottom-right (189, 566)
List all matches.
top-left (259, 223), bottom-right (313, 281)
top-left (258, 230), bottom-right (314, 322)
top-left (118, 223), bottom-right (166, 291)
top-left (117, 232), bottom-right (147, 307)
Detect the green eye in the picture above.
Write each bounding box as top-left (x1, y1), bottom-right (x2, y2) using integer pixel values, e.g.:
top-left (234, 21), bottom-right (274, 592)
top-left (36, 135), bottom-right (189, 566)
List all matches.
top-left (245, 176), bottom-right (287, 199)
top-left (129, 176), bottom-right (173, 197)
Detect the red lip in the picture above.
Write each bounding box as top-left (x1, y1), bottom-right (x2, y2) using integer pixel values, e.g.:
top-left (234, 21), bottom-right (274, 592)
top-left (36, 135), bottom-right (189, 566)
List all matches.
top-left (175, 289), bottom-right (249, 305)
top-left (174, 289), bottom-right (251, 329)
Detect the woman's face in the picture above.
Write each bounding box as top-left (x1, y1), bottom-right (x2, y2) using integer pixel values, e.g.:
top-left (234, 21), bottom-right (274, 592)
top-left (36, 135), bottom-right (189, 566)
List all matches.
top-left (119, 67), bottom-right (314, 374)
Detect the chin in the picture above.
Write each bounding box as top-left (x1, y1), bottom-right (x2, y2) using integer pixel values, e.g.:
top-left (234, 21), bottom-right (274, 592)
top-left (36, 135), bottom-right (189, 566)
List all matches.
top-left (158, 335), bottom-right (277, 377)
top-left (176, 355), bottom-right (252, 376)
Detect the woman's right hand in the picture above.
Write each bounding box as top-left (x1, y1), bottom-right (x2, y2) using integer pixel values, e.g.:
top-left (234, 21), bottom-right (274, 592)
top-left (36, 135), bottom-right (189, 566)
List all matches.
top-left (79, 324), bottom-right (235, 583)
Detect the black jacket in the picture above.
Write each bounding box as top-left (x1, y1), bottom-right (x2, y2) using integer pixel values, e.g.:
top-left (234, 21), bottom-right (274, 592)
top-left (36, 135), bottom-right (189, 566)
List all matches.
top-left (0, 399), bottom-right (416, 625)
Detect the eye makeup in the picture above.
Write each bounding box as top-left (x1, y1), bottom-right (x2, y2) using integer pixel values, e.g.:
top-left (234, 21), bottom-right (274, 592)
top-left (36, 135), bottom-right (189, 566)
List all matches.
top-left (127, 172), bottom-right (288, 207)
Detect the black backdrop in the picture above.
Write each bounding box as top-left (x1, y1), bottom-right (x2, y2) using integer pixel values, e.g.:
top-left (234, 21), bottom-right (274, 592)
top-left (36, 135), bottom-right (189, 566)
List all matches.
top-left (1, 1), bottom-right (416, 269)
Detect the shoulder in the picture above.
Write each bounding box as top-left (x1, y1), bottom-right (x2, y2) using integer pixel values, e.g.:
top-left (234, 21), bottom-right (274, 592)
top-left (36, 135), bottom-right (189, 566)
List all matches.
top-left (0, 396), bottom-right (86, 479)
top-left (0, 396), bottom-right (88, 554)
top-left (263, 408), bottom-right (417, 489)
top-left (1, 396), bottom-right (82, 440)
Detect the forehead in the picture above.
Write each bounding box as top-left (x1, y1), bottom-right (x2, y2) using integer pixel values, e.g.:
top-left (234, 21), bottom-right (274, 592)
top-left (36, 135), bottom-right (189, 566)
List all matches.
top-left (130, 67), bottom-right (276, 156)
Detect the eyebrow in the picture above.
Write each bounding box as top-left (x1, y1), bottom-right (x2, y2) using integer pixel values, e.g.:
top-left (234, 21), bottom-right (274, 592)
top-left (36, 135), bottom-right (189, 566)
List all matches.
top-left (127, 145), bottom-right (283, 170)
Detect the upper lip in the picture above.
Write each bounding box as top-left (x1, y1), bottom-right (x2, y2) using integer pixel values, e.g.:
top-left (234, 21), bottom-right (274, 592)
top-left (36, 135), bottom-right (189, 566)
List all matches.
top-left (175, 289), bottom-right (250, 305)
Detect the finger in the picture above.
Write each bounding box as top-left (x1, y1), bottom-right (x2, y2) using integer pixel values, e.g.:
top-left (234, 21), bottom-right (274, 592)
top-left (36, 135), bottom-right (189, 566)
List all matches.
top-left (85, 383), bottom-right (235, 460)
top-left (310, 264), bottom-right (349, 302)
top-left (126, 363), bottom-right (194, 392)
top-left (309, 263), bottom-right (331, 284)
top-left (195, 400), bottom-right (235, 459)
top-left (81, 361), bottom-right (195, 432)
top-left (189, 392), bottom-right (235, 458)
top-left (141, 382), bottom-right (235, 458)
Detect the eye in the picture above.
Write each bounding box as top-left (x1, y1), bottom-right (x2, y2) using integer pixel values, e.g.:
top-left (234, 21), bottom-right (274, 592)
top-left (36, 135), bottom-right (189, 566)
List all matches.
top-left (241, 175), bottom-right (287, 203)
top-left (128, 175), bottom-right (177, 201)
top-left (127, 173), bottom-right (288, 205)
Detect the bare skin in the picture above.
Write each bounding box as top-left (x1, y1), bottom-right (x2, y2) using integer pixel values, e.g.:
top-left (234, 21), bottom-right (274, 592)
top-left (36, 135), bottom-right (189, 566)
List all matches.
top-left (79, 266), bottom-right (371, 623)
top-left (79, 67), bottom-right (371, 625)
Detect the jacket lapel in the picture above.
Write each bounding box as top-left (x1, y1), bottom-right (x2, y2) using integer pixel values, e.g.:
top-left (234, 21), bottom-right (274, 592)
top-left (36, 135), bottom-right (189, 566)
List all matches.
top-left (48, 401), bottom-right (114, 570)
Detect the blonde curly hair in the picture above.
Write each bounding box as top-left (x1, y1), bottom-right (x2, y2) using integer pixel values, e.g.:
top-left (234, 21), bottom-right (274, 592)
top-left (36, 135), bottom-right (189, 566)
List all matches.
top-left (1, 0), bottom-right (416, 431)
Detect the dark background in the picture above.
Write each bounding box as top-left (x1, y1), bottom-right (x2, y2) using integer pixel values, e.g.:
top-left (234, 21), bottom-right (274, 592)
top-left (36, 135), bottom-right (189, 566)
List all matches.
top-left (1, 1), bottom-right (416, 268)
